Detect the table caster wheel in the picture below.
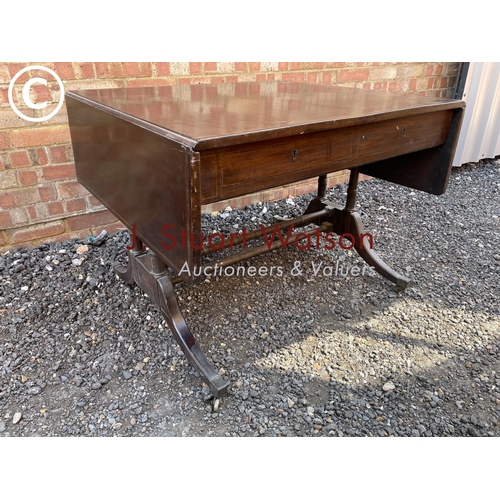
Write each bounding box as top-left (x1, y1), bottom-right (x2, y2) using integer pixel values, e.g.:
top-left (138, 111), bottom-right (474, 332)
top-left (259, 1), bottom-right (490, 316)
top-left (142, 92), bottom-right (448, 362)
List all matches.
top-left (212, 398), bottom-right (221, 413)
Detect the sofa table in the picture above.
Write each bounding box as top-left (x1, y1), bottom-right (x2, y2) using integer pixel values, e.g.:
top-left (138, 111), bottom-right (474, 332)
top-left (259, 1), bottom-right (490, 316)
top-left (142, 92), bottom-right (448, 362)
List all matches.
top-left (66, 82), bottom-right (465, 408)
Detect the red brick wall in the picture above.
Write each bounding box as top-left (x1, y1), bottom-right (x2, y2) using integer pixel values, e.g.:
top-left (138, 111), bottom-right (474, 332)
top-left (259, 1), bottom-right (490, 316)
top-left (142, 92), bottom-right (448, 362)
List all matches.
top-left (0, 62), bottom-right (461, 251)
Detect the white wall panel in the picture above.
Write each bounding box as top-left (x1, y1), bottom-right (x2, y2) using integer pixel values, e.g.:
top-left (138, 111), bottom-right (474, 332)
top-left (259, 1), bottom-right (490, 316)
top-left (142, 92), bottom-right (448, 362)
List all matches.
top-left (453, 62), bottom-right (500, 166)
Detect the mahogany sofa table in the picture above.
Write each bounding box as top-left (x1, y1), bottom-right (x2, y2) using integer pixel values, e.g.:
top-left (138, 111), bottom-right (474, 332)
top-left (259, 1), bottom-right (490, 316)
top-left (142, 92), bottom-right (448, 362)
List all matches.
top-left (66, 82), bottom-right (465, 408)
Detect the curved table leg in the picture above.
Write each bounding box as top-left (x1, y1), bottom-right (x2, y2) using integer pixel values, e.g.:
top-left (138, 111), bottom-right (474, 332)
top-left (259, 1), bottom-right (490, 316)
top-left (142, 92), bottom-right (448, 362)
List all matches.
top-left (300, 173), bottom-right (410, 290)
top-left (157, 275), bottom-right (229, 400)
top-left (115, 241), bottom-right (229, 403)
top-left (349, 212), bottom-right (410, 290)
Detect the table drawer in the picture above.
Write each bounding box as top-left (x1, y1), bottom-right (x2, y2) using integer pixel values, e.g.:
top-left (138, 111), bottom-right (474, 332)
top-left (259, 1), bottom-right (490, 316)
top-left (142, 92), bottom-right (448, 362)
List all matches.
top-left (356, 110), bottom-right (452, 157)
top-left (220, 130), bottom-right (354, 187)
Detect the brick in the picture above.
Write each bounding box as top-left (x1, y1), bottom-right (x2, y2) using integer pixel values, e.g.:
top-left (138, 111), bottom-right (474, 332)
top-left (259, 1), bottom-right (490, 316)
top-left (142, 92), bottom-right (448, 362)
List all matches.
top-left (289, 62), bottom-right (301, 70)
top-left (249, 62), bottom-right (260, 72)
top-left (260, 62), bottom-right (278, 72)
top-left (0, 153), bottom-right (8, 170)
top-left (124, 62), bottom-right (145, 77)
top-left (0, 193), bottom-right (15, 208)
top-left (29, 203), bottom-right (52, 221)
top-left (7, 63), bottom-right (29, 83)
top-left (0, 170), bottom-right (17, 189)
top-left (234, 62), bottom-right (247, 72)
top-left (14, 187), bottom-right (41, 206)
top-left (369, 66), bottom-right (397, 80)
top-left (307, 72), bottom-right (319, 84)
top-left (217, 62), bottom-right (234, 73)
top-left (445, 63), bottom-right (460, 75)
top-left (65, 198), bottom-right (87, 212)
top-left (415, 78), bottom-right (430, 91)
top-left (321, 71), bottom-right (334, 85)
top-left (0, 232), bottom-right (6, 246)
top-left (396, 64), bottom-right (425, 79)
top-left (66, 210), bottom-right (117, 231)
top-left (7, 221), bottom-right (66, 244)
top-left (10, 125), bottom-right (71, 148)
top-left (47, 201), bottom-right (64, 216)
top-left (57, 180), bottom-right (89, 199)
top-left (18, 169), bottom-right (38, 186)
top-left (189, 62), bottom-right (203, 74)
top-left (38, 185), bottom-right (56, 202)
top-left (282, 72), bottom-right (304, 82)
top-left (27, 206), bottom-right (36, 220)
top-left (73, 63), bottom-right (95, 79)
top-left (8, 207), bottom-right (29, 225)
top-left (47, 145), bottom-right (70, 164)
top-left (0, 106), bottom-right (33, 130)
top-left (338, 68), bottom-right (369, 83)
top-left (31, 83), bottom-right (53, 106)
top-left (263, 188), bottom-right (286, 202)
top-left (295, 182), bottom-right (317, 196)
top-left (0, 131), bottom-right (9, 150)
top-left (154, 63), bottom-right (170, 76)
top-left (95, 62), bottom-right (124, 79)
top-left (0, 64), bottom-right (10, 84)
top-left (208, 77), bottom-right (224, 84)
top-left (0, 88), bottom-right (8, 105)
top-left (52, 62), bottom-right (76, 80)
top-left (278, 63), bottom-right (289, 71)
top-left (88, 195), bottom-right (104, 208)
top-left (388, 81), bottom-right (403, 92)
top-left (204, 62), bottom-right (217, 72)
top-left (325, 62), bottom-right (346, 68)
top-left (92, 221), bottom-right (126, 236)
top-left (42, 163), bottom-right (76, 181)
top-left (35, 147), bottom-right (49, 165)
top-left (170, 62), bottom-right (189, 75)
top-left (9, 150), bottom-right (30, 168)
top-left (0, 210), bottom-right (12, 229)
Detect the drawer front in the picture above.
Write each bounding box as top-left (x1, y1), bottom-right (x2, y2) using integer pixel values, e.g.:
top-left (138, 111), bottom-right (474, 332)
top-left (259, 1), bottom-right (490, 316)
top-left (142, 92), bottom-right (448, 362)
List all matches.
top-left (357, 110), bottom-right (452, 157)
top-left (220, 129), bottom-right (354, 187)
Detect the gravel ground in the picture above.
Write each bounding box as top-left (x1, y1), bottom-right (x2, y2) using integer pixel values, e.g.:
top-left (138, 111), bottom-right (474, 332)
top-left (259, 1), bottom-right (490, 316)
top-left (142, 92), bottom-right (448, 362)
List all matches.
top-left (1, 160), bottom-right (499, 437)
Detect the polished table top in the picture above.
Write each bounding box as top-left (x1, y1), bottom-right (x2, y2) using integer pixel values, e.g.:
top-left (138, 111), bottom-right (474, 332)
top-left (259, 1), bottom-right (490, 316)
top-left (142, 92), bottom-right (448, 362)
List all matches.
top-left (68, 82), bottom-right (464, 150)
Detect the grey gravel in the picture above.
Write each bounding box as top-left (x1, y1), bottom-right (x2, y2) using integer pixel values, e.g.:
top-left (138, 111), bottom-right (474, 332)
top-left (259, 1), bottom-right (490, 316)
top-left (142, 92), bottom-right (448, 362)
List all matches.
top-left (1, 159), bottom-right (499, 437)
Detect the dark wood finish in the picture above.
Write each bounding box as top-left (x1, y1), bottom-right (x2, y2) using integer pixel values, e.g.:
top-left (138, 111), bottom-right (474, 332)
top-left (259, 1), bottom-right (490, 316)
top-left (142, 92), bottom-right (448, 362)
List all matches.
top-left (67, 82), bottom-right (464, 281)
top-left (66, 82), bottom-right (465, 403)
top-left (66, 97), bottom-right (202, 285)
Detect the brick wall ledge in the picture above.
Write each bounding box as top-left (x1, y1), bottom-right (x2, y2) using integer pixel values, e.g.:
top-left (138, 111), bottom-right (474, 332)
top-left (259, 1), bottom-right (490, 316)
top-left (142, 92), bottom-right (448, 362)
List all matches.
top-left (0, 209), bottom-right (124, 252)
